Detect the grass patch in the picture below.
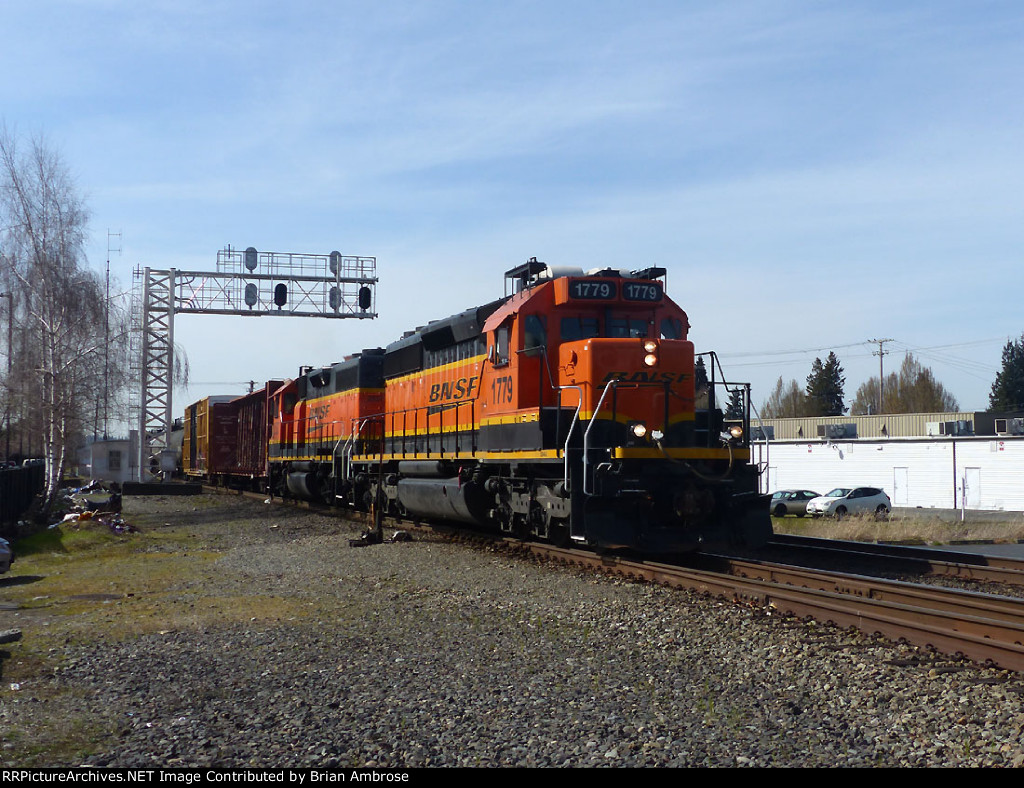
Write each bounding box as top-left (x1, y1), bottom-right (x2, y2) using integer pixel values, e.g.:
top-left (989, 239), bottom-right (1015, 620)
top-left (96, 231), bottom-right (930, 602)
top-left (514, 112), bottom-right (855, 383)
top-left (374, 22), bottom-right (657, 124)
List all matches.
top-left (0, 495), bottom-right (366, 767)
top-left (13, 525), bottom-right (123, 558)
top-left (1, 514), bottom-right (342, 655)
top-left (772, 513), bottom-right (1024, 544)
top-left (2, 707), bottom-right (118, 769)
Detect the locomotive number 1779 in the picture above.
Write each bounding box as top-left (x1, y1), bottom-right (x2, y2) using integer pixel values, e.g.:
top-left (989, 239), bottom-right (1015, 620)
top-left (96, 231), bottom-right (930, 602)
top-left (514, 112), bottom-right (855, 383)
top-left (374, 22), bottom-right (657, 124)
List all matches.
top-left (491, 375), bottom-right (514, 404)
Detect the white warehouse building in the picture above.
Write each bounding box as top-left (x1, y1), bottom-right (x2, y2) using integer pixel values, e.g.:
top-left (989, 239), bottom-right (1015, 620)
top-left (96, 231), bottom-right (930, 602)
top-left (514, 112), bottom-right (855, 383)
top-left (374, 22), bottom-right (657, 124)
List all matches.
top-left (750, 412), bottom-right (1024, 515)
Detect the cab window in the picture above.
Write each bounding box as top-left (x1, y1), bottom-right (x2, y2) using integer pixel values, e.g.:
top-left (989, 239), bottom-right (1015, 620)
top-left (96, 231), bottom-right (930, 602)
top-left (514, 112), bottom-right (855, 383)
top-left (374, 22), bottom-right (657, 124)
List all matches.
top-left (523, 314), bottom-right (546, 353)
top-left (561, 316), bottom-right (600, 341)
top-left (660, 318), bottom-right (683, 339)
top-left (608, 317), bottom-right (648, 338)
top-left (493, 324), bottom-right (510, 367)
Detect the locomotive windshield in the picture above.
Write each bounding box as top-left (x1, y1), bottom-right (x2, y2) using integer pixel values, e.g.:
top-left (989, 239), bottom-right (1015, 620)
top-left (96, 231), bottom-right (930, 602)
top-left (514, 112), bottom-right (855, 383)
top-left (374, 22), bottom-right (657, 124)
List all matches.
top-left (560, 316), bottom-right (601, 341)
top-left (659, 318), bottom-right (684, 339)
top-left (607, 317), bottom-right (648, 338)
top-left (560, 314), bottom-right (657, 341)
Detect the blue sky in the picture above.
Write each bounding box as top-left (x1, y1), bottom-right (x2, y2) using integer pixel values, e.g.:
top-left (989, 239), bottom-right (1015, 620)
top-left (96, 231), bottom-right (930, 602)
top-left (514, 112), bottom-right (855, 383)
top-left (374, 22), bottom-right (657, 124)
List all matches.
top-left (3, 1), bottom-right (1022, 417)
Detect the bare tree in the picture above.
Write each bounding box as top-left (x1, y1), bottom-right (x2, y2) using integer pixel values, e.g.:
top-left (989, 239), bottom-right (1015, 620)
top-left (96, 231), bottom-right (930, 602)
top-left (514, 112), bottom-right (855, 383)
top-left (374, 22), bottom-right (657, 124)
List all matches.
top-left (760, 377), bottom-right (811, 418)
top-left (0, 127), bottom-right (128, 514)
top-left (850, 353), bottom-right (959, 415)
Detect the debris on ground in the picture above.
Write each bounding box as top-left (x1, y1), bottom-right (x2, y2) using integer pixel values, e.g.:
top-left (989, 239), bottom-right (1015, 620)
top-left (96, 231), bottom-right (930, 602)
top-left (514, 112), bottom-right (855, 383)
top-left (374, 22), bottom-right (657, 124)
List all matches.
top-left (49, 481), bottom-right (137, 535)
top-left (349, 528), bottom-right (414, 547)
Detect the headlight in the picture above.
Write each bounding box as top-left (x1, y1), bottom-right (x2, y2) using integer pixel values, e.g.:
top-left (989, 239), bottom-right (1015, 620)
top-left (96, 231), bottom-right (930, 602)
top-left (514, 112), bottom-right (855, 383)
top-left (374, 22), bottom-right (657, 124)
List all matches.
top-left (631, 423), bottom-right (647, 438)
top-left (644, 340), bottom-right (657, 352)
top-left (729, 426), bottom-right (743, 439)
top-left (643, 353), bottom-right (658, 367)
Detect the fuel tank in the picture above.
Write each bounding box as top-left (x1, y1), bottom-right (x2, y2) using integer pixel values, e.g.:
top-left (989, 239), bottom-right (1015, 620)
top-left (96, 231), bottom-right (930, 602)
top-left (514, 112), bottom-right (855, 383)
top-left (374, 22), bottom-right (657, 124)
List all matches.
top-left (286, 471), bottom-right (321, 501)
top-left (396, 477), bottom-right (491, 525)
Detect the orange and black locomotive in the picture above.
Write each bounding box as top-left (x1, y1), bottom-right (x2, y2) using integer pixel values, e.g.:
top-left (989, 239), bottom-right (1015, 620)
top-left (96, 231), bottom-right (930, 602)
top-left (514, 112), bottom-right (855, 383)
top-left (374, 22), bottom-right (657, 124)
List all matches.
top-left (187, 260), bottom-right (772, 553)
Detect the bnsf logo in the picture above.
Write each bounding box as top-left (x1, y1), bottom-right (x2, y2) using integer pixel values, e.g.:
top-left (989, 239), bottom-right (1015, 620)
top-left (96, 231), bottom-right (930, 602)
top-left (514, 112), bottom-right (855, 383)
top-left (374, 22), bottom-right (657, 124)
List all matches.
top-left (601, 371), bottom-right (690, 384)
top-left (309, 403), bottom-right (330, 422)
top-left (429, 376), bottom-right (479, 403)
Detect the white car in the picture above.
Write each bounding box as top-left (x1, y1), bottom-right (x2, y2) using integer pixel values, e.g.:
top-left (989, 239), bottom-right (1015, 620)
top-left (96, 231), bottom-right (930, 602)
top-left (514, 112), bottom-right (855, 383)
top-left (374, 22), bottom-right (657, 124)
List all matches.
top-left (0, 538), bottom-right (11, 574)
top-left (806, 487), bottom-right (891, 519)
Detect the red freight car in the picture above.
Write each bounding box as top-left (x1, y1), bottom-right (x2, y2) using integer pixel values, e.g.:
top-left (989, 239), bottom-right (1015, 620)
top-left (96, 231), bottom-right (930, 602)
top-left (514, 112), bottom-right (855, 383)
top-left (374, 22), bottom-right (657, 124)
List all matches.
top-left (183, 382), bottom-right (282, 488)
top-left (233, 381), bottom-right (283, 484)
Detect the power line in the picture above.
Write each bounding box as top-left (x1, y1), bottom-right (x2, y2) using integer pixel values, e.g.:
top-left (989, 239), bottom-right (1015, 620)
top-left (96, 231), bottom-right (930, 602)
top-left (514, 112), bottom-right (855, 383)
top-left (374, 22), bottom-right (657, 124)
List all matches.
top-left (721, 340), bottom-right (870, 359)
top-left (183, 381), bottom-right (254, 387)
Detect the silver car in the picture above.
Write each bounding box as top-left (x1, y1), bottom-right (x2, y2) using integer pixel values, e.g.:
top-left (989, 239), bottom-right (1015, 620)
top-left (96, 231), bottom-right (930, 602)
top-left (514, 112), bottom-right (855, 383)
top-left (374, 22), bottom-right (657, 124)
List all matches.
top-left (769, 490), bottom-right (821, 518)
top-left (806, 487), bottom-right (891, 519)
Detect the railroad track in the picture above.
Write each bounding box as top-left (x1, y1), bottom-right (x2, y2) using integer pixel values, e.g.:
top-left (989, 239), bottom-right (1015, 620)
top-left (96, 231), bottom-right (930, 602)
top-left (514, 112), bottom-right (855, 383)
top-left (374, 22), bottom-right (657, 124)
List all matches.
top-left (203, 487), bottom-right (1024, 673)
top-left (520, 542), bottom-right (1024, 672)
top-left (765, 533), bottom-right (1024, 587)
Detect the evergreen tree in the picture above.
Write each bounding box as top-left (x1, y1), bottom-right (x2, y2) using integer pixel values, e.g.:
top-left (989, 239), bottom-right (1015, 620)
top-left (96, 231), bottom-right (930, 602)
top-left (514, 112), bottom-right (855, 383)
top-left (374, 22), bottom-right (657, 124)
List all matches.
top-left (694, 356), bottom-right (708, 392)
top-left (805, 351), bottom-right (846, 416)
top-left (989, 335), bottom-right (1024, 411)
top-left (694, 356), bottom-right (709, 409)
top-left (725, 387), bottom-right (745, 419)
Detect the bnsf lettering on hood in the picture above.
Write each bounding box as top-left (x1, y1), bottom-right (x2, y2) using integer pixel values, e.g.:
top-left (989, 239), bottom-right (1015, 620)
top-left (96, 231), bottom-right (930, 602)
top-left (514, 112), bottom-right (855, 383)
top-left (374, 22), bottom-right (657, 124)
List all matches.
top-left (601, 371), bottom-right (690, 385)
top-left (429, 376), bottom-right (479, 403)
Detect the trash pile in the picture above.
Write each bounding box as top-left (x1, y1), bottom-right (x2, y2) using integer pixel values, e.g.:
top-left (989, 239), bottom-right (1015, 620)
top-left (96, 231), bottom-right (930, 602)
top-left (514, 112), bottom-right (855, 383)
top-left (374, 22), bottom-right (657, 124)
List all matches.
top-left (51, 480), bottom-right (137, 535)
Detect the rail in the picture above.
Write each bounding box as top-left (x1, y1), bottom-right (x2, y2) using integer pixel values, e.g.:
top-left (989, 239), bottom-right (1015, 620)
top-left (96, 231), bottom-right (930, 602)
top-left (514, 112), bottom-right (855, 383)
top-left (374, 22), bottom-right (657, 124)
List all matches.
top-left (518, 540), bottom-right (1024, 673)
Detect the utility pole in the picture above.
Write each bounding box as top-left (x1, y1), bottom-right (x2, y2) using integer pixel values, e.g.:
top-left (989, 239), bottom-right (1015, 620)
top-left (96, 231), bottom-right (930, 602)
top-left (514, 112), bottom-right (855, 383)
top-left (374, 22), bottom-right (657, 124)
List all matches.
top-left (869, 338), bottom-right (894, 413)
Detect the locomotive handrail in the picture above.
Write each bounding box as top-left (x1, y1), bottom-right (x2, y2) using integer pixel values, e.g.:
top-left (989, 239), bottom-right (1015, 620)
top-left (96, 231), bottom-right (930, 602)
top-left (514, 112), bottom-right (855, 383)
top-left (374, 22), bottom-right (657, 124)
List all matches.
top-left (582, 378), bottom-right (687, 495)
top-left (341, 417), bottom-right (377, 487)
top-left (582, 379), bottom-right (618, 496)
top-left (351, 399), bottom-right (480, 461)
top-left (287, 411), bottom-right (335, 456)
top-left (329, 422), bottom-right (349, 492)
top-left (558, 384), bottom-right (583, 489)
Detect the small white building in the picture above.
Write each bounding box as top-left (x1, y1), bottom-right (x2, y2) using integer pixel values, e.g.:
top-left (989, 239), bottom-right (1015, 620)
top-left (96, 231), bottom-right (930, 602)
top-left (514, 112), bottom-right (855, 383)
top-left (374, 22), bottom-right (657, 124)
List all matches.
top-left (77, 434), bottom-right (138, 484)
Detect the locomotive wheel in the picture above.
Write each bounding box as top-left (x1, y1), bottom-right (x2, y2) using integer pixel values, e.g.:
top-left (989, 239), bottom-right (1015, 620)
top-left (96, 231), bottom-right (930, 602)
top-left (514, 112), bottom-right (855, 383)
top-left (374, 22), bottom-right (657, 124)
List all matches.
top-left (549, 520), bottom-right (570, 548)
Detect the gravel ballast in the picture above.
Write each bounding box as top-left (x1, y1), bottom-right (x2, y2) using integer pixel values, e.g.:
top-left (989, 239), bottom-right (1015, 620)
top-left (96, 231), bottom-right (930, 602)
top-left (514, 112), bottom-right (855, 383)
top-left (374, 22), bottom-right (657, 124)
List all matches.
top-left (3, 493), bottom-right (1024, 768)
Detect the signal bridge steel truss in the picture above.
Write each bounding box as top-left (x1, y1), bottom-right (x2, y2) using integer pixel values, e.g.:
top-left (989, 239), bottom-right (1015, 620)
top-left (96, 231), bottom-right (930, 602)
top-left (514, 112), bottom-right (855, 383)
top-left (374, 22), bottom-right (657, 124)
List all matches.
top-left (176, 248), bottom-right (378, 317)
top-left (137, 248), bottom-right (377, 481)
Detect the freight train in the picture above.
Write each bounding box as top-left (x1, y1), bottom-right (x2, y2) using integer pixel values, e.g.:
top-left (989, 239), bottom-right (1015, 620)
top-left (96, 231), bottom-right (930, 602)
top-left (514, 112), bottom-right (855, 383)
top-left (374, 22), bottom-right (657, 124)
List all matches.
top-left (183, 260), bottom-right (772, 553)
